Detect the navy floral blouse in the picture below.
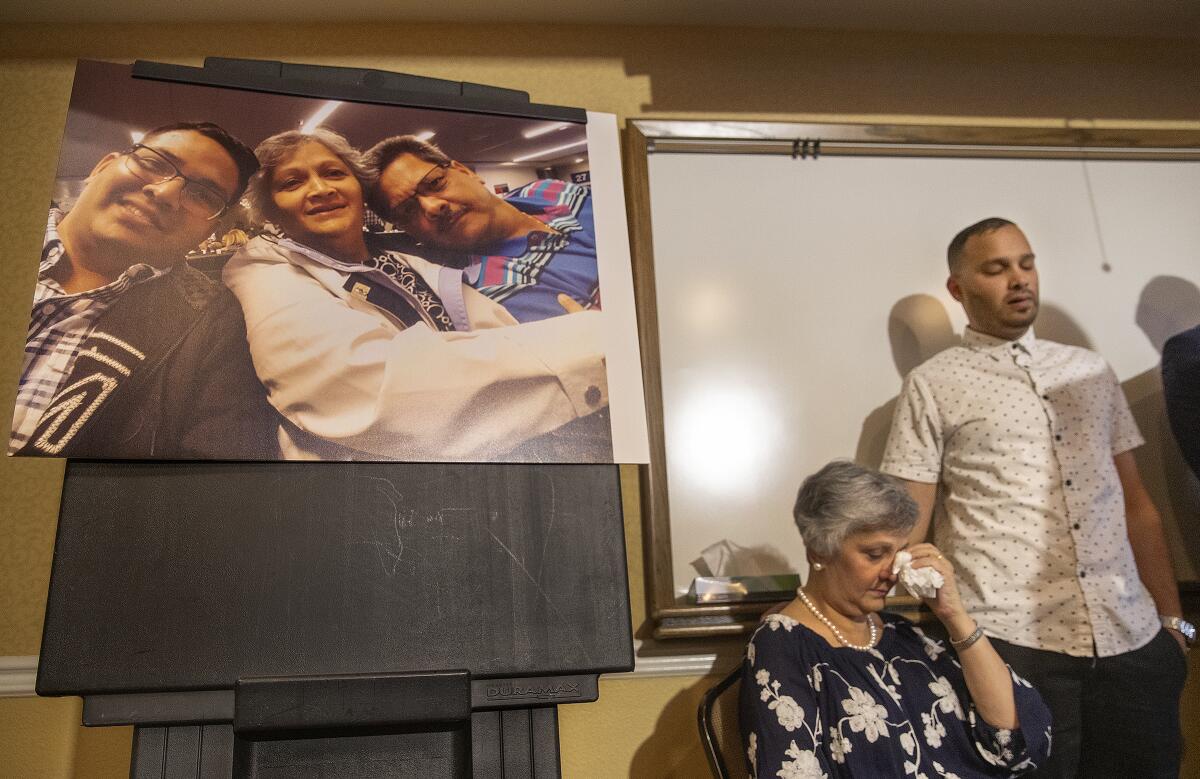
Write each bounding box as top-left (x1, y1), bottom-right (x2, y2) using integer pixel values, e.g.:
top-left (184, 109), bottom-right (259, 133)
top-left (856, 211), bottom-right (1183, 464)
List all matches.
top-left (740, 612), bottom-right (1051, 778)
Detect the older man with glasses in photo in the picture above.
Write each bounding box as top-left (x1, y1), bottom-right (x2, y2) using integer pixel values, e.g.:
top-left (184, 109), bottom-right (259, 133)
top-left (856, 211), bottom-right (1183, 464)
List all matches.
top-left (365, 135), bottom-right (598, 324)
top-left (11, 122), bottom-right (280, 459)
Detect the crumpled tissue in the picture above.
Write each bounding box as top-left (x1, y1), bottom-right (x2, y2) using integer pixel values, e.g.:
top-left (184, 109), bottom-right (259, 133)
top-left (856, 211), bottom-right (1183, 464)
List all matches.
top-left (892, 550), bottom-right (944, 599)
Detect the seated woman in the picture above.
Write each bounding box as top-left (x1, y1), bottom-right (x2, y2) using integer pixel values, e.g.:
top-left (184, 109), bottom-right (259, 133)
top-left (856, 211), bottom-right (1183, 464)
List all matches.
top-left (223, 128), bottom-right (610, 461)
top-left (741, 461), bottom-right (1051, 777)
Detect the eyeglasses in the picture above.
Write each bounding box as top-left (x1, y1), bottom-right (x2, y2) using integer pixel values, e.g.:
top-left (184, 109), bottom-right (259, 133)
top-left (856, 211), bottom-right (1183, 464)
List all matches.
top-left (390, 161), bottom-right (450, 223)
top-left (122, 144), bottom-right (232, 220)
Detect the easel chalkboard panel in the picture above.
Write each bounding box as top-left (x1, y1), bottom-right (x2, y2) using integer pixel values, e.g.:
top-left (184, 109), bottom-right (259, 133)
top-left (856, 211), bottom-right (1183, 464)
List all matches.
top-left (38, 461), bottom-right (631, 695)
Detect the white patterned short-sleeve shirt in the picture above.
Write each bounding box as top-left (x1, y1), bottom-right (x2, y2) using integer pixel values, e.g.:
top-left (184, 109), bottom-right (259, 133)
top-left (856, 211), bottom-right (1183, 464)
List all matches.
top-left (881, 327), bottom-right (1159, 658)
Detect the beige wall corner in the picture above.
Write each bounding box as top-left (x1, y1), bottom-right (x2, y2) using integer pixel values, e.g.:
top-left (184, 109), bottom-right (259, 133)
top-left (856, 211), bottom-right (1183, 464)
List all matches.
top-left (0, 696), bottom-right (80, 779)
top-left (560, 673), bottom-right (728, 777)
top-left (72, 719), bottom-right (132, 778)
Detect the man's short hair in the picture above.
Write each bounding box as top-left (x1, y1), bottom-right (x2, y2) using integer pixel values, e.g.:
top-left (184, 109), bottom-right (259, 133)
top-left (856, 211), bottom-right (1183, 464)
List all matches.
top-left (362, 135), bottom-right (453, 219)
top-left (947, 217), bottom-right (1016, 273)
top-left (143, 121), bottom-right (259, 203)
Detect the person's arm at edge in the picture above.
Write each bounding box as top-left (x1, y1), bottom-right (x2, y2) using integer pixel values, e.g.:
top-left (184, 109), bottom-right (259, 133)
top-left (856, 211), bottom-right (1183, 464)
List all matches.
top-left (901, 479), bottom-right (938, 547)
top-left (1162, 331), bottom-right (1200, 478)
top-left (1114, 450), bottom-right (1186, 652)
top-left (940, 612), bottom-right (1019, 730)
top-left (880, 368), bottom-right (942, 547)
top-left (908, 544), bottom-right (1019, 730)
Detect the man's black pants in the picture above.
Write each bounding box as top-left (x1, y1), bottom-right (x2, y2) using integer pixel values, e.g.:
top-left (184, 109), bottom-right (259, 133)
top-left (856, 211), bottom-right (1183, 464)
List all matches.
top-left (991, 630), bottom-right (1187, 778)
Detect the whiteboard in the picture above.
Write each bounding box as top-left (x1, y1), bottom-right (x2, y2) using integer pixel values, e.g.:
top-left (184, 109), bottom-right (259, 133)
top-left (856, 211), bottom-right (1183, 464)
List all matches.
top-left (646, 152), bottom-right (1200, 596)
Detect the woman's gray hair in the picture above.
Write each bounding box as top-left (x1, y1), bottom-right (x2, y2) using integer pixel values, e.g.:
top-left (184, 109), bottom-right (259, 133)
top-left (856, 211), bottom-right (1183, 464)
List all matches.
top-left (793, 460), bottom-right (918, 559)
top-left (244, 128), bottom-right (372, 225)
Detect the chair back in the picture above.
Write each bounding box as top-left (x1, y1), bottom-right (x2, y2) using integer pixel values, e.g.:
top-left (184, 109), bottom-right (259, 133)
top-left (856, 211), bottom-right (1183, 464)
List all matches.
top-left (698, 664), bottom-right (750, 779)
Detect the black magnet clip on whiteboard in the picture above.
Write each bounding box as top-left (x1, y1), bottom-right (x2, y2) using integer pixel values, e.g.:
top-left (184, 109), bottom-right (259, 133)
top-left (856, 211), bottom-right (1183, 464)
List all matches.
top-left (130, 56), bottom-right (587, 124)
top-left (792, 138), bottom-right (821, 159)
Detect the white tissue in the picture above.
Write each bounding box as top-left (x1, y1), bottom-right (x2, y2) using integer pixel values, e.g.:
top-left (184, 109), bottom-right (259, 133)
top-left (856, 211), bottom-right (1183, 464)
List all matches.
top-left (694, 539), bottom-right (773, 577)
top-left (892, 551), bottom-right (944, 599)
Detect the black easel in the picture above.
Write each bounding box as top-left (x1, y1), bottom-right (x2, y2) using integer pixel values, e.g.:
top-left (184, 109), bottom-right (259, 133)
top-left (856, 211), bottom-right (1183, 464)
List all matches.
top-left (40, 460), bottom-right (631, 777)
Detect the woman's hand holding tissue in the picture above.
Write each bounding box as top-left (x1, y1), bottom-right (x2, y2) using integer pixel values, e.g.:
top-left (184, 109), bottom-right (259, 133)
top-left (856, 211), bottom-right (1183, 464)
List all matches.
top-left (899, 543), bottom-right (972, 635)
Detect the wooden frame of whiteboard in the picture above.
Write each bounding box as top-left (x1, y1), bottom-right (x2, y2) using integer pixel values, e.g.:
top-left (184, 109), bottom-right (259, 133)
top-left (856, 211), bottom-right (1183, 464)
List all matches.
top-left (623, 119), bottom-right (1200, 640)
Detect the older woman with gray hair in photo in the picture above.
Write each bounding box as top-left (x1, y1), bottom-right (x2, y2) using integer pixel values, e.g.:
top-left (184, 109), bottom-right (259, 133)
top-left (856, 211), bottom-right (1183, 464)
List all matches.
top-left (741, 461), bottom-right (1051, 778)
top-left (222, 127), bottom-right (610, 462)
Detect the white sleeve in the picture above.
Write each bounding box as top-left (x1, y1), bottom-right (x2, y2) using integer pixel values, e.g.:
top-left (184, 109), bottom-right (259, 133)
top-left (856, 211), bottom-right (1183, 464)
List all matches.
top-left (1106, 362), bottom-right (1144, 456)
top-left (880, 371), bottom-right (944, 484)
top-left (223, 247), bottom-right (608, 461)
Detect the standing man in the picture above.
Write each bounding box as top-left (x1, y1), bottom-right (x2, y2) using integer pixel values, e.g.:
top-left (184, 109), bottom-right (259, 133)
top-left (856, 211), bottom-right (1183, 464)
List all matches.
top-left (11, 122), bottom-right (279, 459)
top-left (881, 217), bottom-right (1192, 778)
top-left (365, 135), bottom-right (598, 324)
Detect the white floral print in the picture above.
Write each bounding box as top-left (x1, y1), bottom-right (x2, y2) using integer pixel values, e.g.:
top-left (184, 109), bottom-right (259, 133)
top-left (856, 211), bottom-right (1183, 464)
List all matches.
top-left (922, 711), bottom-right (947, 748)
top-left (868, 663), bottom-right (903, 705)
top-left (766, 614), bottom-right (796, 632)
top-left (842, 686), bottom-right (891, 742)
top-left (931, 758), bottom-right (964, 778)
top-left (975, 723), bottom-right (1016, 766)
top-left (778, 741), bottom-right (827, 779)
top-left (912, 625), bottom-right (947, 662)
top-left (928, 676), bottom-right (964, 719)
top-left (741, 613), bottom-right (1050, 778)
top-left (772, 693), bottom-right (807, 733)
top-left (758, 670), bottom-right (806, 732)
top-left (829, 733), bottom-right (852, 764)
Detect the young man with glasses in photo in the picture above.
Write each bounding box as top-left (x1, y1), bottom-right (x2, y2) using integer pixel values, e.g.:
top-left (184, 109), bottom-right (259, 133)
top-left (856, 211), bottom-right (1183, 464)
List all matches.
top-left (11, 122), bottom-right (280, 459)
top-left (365, 135), bottom-right (598, 324)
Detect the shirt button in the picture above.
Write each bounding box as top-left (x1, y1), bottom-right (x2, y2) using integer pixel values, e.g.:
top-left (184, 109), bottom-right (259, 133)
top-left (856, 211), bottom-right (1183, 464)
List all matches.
top-left (1073, 523), bottom-right (1081, 530)
top-left (1065, 479), bottom-right (1073, 487)
top-left (1055, 434), bottom-right (1062, 441)
top-left (1042, 394), bottom-right (1049, 400)
top-left (1079, 570), bottom-right (1087, 578)
top-left (584, 385), bottom-right (602, 406)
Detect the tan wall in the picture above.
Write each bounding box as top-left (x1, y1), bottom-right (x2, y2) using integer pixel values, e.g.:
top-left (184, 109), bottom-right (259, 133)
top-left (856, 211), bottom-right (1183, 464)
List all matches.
top-left (1, 21), bottom-right (1198, 777)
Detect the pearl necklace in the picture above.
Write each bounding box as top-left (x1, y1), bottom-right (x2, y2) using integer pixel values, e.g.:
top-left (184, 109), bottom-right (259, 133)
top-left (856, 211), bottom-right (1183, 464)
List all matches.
top-left (796, 587), bottom-right (878, 651)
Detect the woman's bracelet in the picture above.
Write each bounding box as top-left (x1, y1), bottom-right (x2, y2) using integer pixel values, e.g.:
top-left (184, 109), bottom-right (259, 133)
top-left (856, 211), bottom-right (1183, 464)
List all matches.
top-left (949, 623), bottom-right (985, 651)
